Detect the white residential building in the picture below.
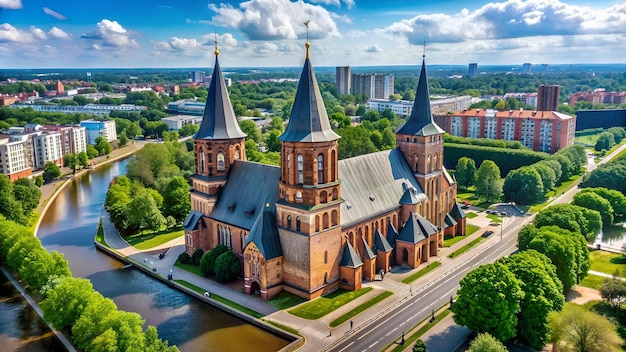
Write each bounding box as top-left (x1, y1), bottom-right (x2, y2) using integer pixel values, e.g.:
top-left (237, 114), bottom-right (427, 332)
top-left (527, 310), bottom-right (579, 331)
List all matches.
top-left (162, 115), bottom-right (203, 130)
top-left (366, 99), bottom-right (413, 117)
top-left (0, 138), bottom-right (30, 181)
top-left (80, 120), bottom-right (117, 144)
top-left (33, 132), bottom-right (63, 169)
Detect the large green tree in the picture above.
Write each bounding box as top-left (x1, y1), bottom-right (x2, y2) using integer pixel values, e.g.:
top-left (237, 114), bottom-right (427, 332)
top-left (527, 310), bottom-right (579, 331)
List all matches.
top-left (474, 160), bottom-right (503, 202)
top-left (95, 136), bottom-right (112, 155)
top-left (162, 176), bottom-right (191, 223)
top-left (467, 333), bottom-right (507, 352)
top-left (200, 244), bottom-right (229, 277)
top-left (41, 277), bottom-right (97, 330)
top-left (581, 187), bottom-right (626, 216)
top-left (452, 262), bottom-right (523, 342)
top-left (72, 295), bottom-right (118, 350)
top-left (455, 157), bottom-right (476, 189)
top-left (64, 153), bottom-right (79, 173)
top-left (503, 166), bottom-right (544, 204)
top-left (214, 250), bottom-right (241, 283)
top-left (123, 189), bottom-right (166, 234)
top-left (572, 191), bottom-right (614, 226)
top-left (532, 162), bottom-right (557, 192)
top-left (43, 161), bottom-right (61, 182)
top-left (599, 273), bottom-right (626, 310)
top-left (12, 177), bottom-right (41, 214)
top-left (595, 131), bottom-right (616, 151)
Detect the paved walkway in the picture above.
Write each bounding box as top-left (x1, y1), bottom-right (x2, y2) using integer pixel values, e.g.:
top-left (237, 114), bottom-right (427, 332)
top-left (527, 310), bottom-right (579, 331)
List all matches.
top-left (99, 206), bottom-right (515, 352)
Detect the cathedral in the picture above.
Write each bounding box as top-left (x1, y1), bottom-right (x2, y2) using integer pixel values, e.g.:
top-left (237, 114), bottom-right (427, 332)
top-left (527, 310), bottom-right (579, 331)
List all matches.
top-left (183, 40), bottom-right (465, 301)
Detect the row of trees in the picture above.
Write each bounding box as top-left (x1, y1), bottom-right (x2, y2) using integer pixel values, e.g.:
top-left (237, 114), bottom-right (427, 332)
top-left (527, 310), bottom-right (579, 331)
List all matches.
top-left (179, 245), bottom-right (241, 283)
top-left (0, 175), bottom-right (41, 225)
top-left (594, 127), bottom-right (625, 151)
top-left (581, 151), bottom-right (626, 194)
top-left (0, 218), bottom-right (178, 351)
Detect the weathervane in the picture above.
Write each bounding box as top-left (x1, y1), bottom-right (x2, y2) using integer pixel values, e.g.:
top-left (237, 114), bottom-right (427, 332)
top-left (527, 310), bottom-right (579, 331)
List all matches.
top-left (304, 20), bottom-right (311, 59)
top-left (214, 31), bottom-right (219, 56)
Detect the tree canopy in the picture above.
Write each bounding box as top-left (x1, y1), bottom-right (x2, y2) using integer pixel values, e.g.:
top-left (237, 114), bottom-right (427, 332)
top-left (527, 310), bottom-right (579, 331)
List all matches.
top-left (474, 160), bottom-right (503, 202)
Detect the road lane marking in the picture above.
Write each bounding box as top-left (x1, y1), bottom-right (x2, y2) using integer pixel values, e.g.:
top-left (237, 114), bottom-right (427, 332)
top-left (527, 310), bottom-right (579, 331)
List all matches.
top-left (338, 342), bottom-right (354, 352)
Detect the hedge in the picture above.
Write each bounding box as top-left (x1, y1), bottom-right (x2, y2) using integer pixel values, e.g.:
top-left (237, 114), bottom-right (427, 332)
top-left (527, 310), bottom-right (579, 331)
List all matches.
top-left (444, 143), bottom-right (548, 177)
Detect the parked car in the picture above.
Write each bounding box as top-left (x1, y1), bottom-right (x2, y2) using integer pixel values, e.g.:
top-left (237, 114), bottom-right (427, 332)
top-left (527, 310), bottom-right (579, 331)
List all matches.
top-left (461, 204), bottom-right (470, 209)
top-left (482, 230), bottom-right (494, 237)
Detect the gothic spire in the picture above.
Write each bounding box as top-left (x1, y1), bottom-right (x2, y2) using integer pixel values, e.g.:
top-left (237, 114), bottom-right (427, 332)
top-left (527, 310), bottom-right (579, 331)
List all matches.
top-left (196, 39), bottom-right (246, 140)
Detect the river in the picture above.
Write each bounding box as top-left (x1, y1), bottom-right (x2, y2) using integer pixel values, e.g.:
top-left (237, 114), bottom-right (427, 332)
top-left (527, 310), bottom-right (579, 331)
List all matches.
top-left (1, 158), bottom-right (289, 352)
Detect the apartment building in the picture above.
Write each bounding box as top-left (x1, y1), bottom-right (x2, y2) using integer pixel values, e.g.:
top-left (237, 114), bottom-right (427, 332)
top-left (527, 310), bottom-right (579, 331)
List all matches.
top-left (162, 115), bottom-right (203, 130)
top-left (80, 120), bottom-right (117, 144)
top-left (336, 66), bottom-right (351, 95)
top-left (351, 73), bottom-right (394, 99)
top-left (366, 95), bottom-right (472, 117)
top-left (436, 108), bottom-right (576, 153)
top-left (0, 137), bottom-right (31, 181)
top-left (11, 104), bottom-right (146, 117)
top-left (33, 132), bottom-right (64, 169)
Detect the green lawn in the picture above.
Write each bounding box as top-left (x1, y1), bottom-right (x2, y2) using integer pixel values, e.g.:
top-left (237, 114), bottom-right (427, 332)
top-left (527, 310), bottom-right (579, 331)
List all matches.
top-left (457, 189), bottom-right (492, 208)
top-left (175, 261), bottom-right (204, 277)
top-left (329, 291), bottom-right (393, 327)
top-left (95, 219), bottom-right (109, 247)
top-left (444, 234), bottom-right (467, 247)
top-left (574, 134), bottom-right (601, 146)
top-left (401, 262), bottom-right (441, 284)
top-left (268, 291), bottom-right (306, 310)
top-left (465, 212), bottom-right (478, 219)
top-left (288, 287), bottom-right (373, 320)
top-left (174, 279), bottom-right (264, 318)
top-left (466, 224), bottom-right (480, 235)
top-left (589, 250), bottom-right (626, 277)
top-left (448, 237), bottom-right (485, 258)
top-left (486, 214), bottom-right (502, 223)
top-left (125, 227), bottom-right (184, 250)
top-left (578, 274), bottom-right (606, 290)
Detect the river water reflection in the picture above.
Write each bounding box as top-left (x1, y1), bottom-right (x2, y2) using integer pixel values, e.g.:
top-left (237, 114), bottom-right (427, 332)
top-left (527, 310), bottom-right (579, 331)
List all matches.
top-left (34, 158), bottom-right (289, 352)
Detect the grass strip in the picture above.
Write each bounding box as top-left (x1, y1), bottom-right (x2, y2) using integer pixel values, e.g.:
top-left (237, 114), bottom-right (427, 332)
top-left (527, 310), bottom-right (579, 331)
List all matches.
top-left (262, 319), bottom-right (300, 336)
top-left (125, 228), bottom-right (183, 250)
top-left (173, 279), bottom-right (263, 318)
top-left (589, 250), bottom-right (626, 277)
top-left (466, 224), bottom-right (480, 235)
top-left (384, 308), bottom-right (452, 352)
top-left (268, 290), bottom-right (306, 310)
top-left (329, 291), bottom-right (393, 328)
top-left (289, 287), bottom-right (373, 320)
top-left (401, 262), bottom-right (442, 284)
top-left (95, 219), bottom-right (110, 247)
top-left (465, 212), bottom-right (478, 219)
top-left (578, 274), bottom-right (606, 290)
top-left (174, 261), bottom-right (204, 276)
top-left (444, 234), bottom-right (468, 247)
top-left (448, 237), bottom-right (485, 258)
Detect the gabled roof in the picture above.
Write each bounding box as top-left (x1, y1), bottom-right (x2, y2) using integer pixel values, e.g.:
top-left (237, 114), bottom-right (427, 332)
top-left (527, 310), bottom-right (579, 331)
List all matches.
top-left (415, 213), bottom-right (438, 237)
top-left (339, 149), bottom-right (427, 227)
top-left (361, 236), bottom-right (377, 260)
top-left (399, 182), bottom-right (421, 205)
top-left (374, 228), bottom-right (393, 253)
top-left (444, 213), bottom-right (458, 228)
top-left (387, 222), bottom-right (399, 247)
top-left (183, 210), bottom-right (204, 231)
top-left (397, 212), bottom-right (427, 244)
top-left (209, 161), bottom-right (280, 230)
top-left (340, 241), bottom-right (363, 268)
top-left (396, 58), bottom-right (445, 137)
top-left (450, 203), bottom-right (467, 219)
top-left (196, 54), bottom-right (246, 140)
top-left (279, 55), bottom-right (340, 143)
top-left (245, 211), bottom-right (282, 260)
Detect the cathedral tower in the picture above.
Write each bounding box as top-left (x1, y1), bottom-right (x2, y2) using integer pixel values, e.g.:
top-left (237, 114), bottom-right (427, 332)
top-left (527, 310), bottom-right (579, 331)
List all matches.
top-left (275, 35), bottom-right (344, 299)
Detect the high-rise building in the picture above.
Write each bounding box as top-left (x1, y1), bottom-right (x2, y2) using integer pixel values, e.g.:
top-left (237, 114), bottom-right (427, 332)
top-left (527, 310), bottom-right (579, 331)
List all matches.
top-left (336, 66), bottom-right (351, 95)
top-left (468, 63), bottom-right (478, 78)
top-left (522, 63), bottom-right (532, 73)
top-left (80, 119), bottom-right (117, 144)
top-left (351, 73), bottom-right (394, 99)
top-left (537, 85), bottom-right (560, 111)
top-left (190, 71), bottom-right (206, 83)
top-left (55, 80), bottom-right (65, 96)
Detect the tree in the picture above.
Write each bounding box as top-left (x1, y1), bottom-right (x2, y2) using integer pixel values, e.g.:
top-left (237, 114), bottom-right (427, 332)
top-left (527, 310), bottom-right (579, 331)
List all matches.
top-left (190, 248), bottom-right (204, 266)
top-left (548, 303), bottom-right (623, 352)
top-left (119, 131), bottom-right (129, 146)
top-left (13, 177), bottom-right (41, 214)
top-left (467, 333), bottom-right (507, 352)
top-left (95, 136), bottom-right (112, 155)
top-left (239, 120), bottom-right (261, 143)
top-left (503, 166), bottom-right (544, 204)
top-left (533, 162), bottom-right (557, 191)
top-left (264, 130), bottom-right (281, 152)
top-left (474, 160), bottom-right (503, 202)
top-left (599, 271), bottom-right (626, 310)
top-left (87, 144), bottom-right (99, 159)
top-left (595, 131), bottom-right (616, 151)
top-left (500, 251), bottom-right (564, 349)
top-left (455, 157), bottom-right (476, 189)
top-left (162, 176), bottom-right (191, 223)
top-left (534, 204), bottom-right (590, 236)
top-left (412, 339), bottom-right (427, 352)
top-left (94, 310), bottom-right (147, 352)
top-left (581, 187), bottom-right (626, 216)
top-left (337, 126), bottom-right (378, 159)
top-left (72, 295), bottom-right (118, 350)
top-left (527, 227), bottom-right (579, 292)
top-left (123, 189), bottom-right (166, 234)
top-left (64, 153), bottom-right (79, 173)
top-left (200, 244), bottom-right (229, 276)
top-left (43, 162), bottom-right (61, 182)
top-left (40, 277), bottom-right (97, 330)
top-left (607, 127), bottom-right (626, 143)
top-left (214, 250), bottom-right (240, 283)
top-left (178, 123), bottom-right (199, 137)
top-left (452, 262), bottom-right (523, 342)
top-left (78, 151), bottom-right (89, 168)
top-left (572, 192), bottom-right (614, 226)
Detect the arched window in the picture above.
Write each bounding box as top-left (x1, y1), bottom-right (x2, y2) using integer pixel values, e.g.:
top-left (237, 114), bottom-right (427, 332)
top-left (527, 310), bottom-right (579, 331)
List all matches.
top-left (217, 151), bottom-right (225, 171)
top-left (287, 215), bottom-right (292, 229)
top-left (414, 153), bottom-right (418, 172)
top-left (287, 154), bottom-right (291, 182)
top-left (331, 210), bottom-right (338, 226)
top-left (296, 191), bottom-right (302, 202)
top-left (200, 152), bottom-right (205, 173)
top-left (317, 154), bottom-right (324, 184)
top-left (315, 215), bottom-right (320, 232)
top-left (296, 216), bottom-right (301, 232)
top-left (331, 150), bottom-right (337, 181)
top-left (427, 154), bottom-right (431, 173)
top-left (324, 251), bottom-right (328, 264)
top-left (297, 154), bottom-right (303, 184)
top-left (323, 212), bottom-right (329, 229)
top-left (235, 146), bottom-right (241, 160)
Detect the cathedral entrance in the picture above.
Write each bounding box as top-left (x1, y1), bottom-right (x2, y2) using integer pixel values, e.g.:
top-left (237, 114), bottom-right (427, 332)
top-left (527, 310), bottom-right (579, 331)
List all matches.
top-left (402, 248), bottom-right (409, 264)
top-left (249, 280), bottom-right (261, 296)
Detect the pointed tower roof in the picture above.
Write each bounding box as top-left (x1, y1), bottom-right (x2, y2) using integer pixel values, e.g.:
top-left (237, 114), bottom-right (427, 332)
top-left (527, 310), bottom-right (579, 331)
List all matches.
top-left (245, 210), bottom-right (283, 260)
top-left (387, 222), bottom-right (399, 246)
top-left (361, 236), bottom-right (377, 260)
top-left (396, 56), bottom-right (445, 137)
top-left (340, 240), bottom-right (363, 268)
top-left (279, 39), bottom-right (340, 143)
top-left (450, 203), bottom-right (467, 219)
top-left (374, 228), bottom-right (393, 253)
top-left (196, 43), bottom-right (246, 140)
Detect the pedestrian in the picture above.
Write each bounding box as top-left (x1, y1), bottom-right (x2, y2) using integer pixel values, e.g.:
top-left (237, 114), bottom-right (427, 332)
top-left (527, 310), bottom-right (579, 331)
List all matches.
top-left (350, 320), bottom-right (353, 329)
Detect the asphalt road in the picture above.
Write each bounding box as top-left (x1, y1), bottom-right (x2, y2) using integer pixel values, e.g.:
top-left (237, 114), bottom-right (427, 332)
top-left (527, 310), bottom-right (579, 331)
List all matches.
top-left (327, 215), bottom-right (527, 352)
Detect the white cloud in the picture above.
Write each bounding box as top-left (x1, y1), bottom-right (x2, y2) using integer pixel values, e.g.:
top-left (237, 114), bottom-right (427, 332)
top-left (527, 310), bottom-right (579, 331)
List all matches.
top-left (342, 0), bottom-right (355, 9)
top-left (48, 27), bottom-right (71, 40)
top-left (30, 26), bottom-right (47, 40)
top-left (331, 13), bottom-right (352, 24)
top-left (365, 44), bottom-right (382, 52)
top-left (0, 23), bottom-right (34, 43)
top-left (43, 7), bottom-right (68, 20)
top-left (0, 0), bottom-right (21, 9)
top-left (81, 19), bottom-right (139, 49)
top-left (209, 0), bottom-right (340, 40)
top-left (378, 0), bottom-right (626, 46)
top-left (308, 0), bottom-right (340, 6)
top-left (346, 29), bottom-right (365, 38)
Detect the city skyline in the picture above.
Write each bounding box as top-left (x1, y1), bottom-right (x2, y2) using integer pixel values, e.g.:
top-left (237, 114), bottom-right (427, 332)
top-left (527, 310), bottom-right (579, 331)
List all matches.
top-left (1, 0), bottom-right (625, 68)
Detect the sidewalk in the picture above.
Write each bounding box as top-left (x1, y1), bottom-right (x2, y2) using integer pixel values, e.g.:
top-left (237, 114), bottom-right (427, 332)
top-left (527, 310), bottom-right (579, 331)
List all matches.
top-left (99, 205), bottom-right (523, 352)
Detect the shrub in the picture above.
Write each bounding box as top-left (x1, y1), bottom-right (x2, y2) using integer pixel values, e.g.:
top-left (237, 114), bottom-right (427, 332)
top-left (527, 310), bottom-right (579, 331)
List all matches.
top-left (190, 248), bottom-right (204, 265)
top-left (214, 250), bottom-right (240, 283)
top-left (177, 252), bottom-right (190, 264)
top-left (199, 244), bottom-right (229, 277)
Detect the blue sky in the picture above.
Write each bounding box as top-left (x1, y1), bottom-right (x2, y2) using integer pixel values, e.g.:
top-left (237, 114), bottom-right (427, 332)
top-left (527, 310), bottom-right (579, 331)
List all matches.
top-left (1, 0), bottom-right (625, 68)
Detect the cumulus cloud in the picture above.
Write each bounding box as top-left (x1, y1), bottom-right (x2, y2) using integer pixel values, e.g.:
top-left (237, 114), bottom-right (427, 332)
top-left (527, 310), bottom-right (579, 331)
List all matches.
top-left (209, 0), bottom-right (340, 40)
top-left (81, 19), bottom-right (139, 49)
top-left (0, 0), bottom-right (21, 9)
top-left (378, 0), bottom-right (626, 45)
top-left (365, 44), bottom-right (382, 52)
top-left (342, 0), bottom-right (355, 9)
top-left (0, 23), bottom-right (35, 43)
top-left (331, 13), bottom-right (352, 24)
top-left (30, 26), bottom-right (47, 40)
top-left (308, 0), bottom-right (355, 8)
top-left (43, 7), bottom-right (68, 20)
top-left (48, 27), bottom-right (71, 40)
top-left (346, 29), bottom-right (365, 38)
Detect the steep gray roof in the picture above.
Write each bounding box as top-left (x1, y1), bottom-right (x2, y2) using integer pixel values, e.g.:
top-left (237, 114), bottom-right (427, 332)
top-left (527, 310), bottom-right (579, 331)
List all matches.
top-left (279, 57), bottom-right (340, 143)
top-left (209, 161), bottom-right (280, 230)
top-left (374, 228), bottom-right (393, 253)
top-left (397, 212), bottom-right (426, 244)
top-left (387, 222), bottom-right (399, 247)
top-left (399, 182), bottom-right (422, 205)
top-left (415, 213), bottom-right (438, 237)
top-left (196, 54), bottom-right (247, 140)
top-left (338, 149), bottom-right (427, 227)
top-left (361, 236), bottom-right (377, 260)
top-left (396, 58), bottom-right (445, 137)
top-left (450, 203), bottom-right (467, 219)
top-left (340, 241), bottom-right (363, 268)
top-left (444, 213), bottom-right (458, 228)
top-left (245, 211), bottom-right (282, 260)
top-left (183, 211), bottom-right (204, 231)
